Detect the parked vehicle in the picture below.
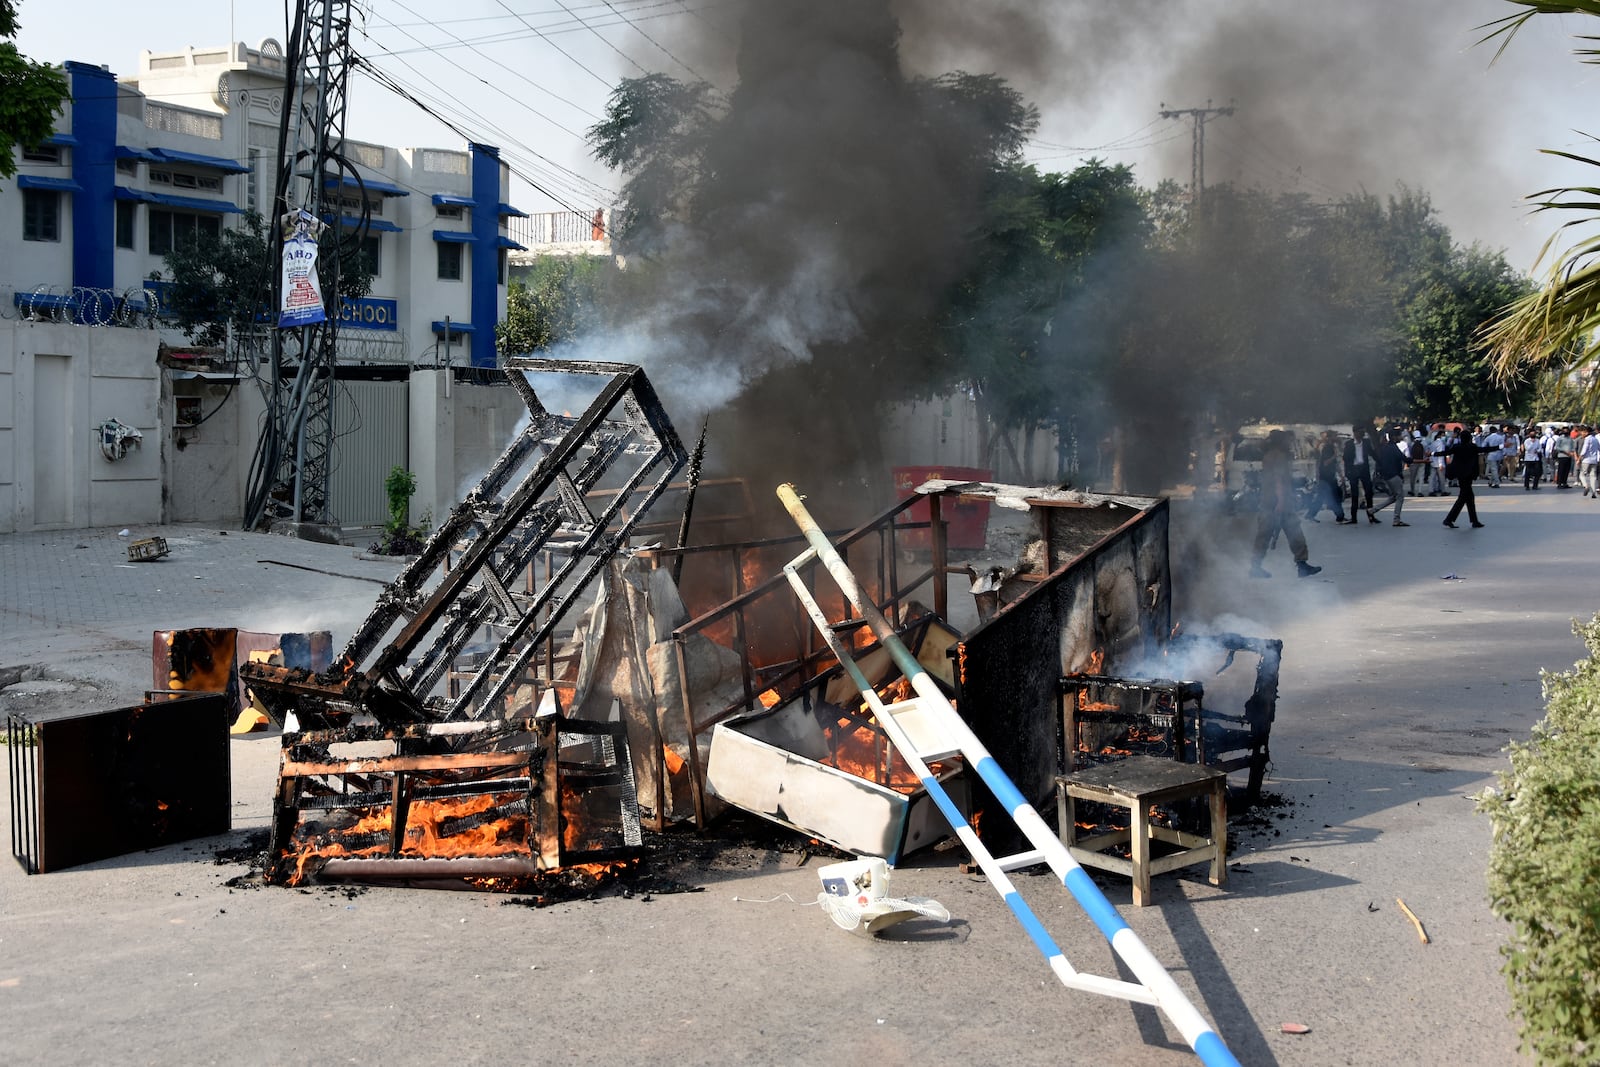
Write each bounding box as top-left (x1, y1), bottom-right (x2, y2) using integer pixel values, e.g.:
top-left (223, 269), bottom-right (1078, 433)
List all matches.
top-left (1222, 423), bottom-right (1343, 514)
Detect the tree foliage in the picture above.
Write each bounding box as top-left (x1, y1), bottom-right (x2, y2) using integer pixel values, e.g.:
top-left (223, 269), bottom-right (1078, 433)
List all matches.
top-left (579, 35), bottom-right (1525, 491)
top-left (0, 1), bottom-right (68, 182)
top-left (1478, 2), bottom-right (1600, 417)
top-left (1478, 614), bottom-right (1600, 1066)
top-left (587, 73), bottom-right (720, 255)
top-left (497, 255), bottom-right (612, 354)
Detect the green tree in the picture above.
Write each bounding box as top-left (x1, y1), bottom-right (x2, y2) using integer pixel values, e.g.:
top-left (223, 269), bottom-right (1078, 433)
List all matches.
top-left (588, 73), bottom-right (720, 255)
top-left (1395, 245), bottom-right (1535, 418)
top-left (497, 255), bottom-right (612, 354)
top-left (0, 1), bottom-right (67, 181)
top-left (1479, 2), bottom-right (1600, 415)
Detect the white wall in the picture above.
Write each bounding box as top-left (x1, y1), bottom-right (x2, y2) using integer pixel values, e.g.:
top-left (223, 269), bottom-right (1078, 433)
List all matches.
top-left (408, 369), bottom-right (528, 532)
top-left (0, 321), bottom-right (162, 532)
top-left (879, 391), bottom-right (1061, 485)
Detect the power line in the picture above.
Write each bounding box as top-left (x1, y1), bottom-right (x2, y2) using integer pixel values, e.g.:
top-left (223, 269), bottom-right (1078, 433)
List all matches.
top-left (597, 0), bottom-right (716, 86)
top-left (1028, 116), bottom-right (1175, 154)
top-left (492, 0), bottom-right (617, 88)
top-left (351, 50), bottom-right (615, 205)
top-left (1025, 128), bottom-right (1189, 164)
top-left (365, 0), bottom-right (599, 128)
top-left (548, 0), bottom-right (651, 78)
top-left (354, 54), bottom-right (611, 221)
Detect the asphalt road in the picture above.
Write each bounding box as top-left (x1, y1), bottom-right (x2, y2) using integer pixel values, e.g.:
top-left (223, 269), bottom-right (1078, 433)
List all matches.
top-left (2, 484), bottom-right (1587, 1066)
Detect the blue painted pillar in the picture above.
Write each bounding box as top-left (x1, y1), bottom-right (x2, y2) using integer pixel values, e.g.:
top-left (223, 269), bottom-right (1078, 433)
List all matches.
top-left (468, 143), bottom-right (501, 368)
top-left (67, 61), bottom-right (115, 292)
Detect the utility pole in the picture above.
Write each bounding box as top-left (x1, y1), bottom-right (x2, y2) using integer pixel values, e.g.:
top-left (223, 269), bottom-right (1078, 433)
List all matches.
top-left (1158, 100), bottom-right (1235, 201)
top-left (244, 0), bottom-right (357, 533)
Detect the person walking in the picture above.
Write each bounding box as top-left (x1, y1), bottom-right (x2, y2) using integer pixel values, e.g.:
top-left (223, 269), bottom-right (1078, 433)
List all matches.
top-left (1368, 428), bottom-right (1410, 526)
top-left (1553, 427), bottom-right (1577, 488)
top-left (1502, 425), bottom-right (1522, 483)
top-left (1307, 429), bottom-right (1348, 523)
top-left (1406, 431), bottom-right (1427, 497)
top-left (1343, 424), bottom-right (1376, 520)
top-left (1579, 426), bottom-right (1600, 498)
top-left (1524, 430), bottom-right (1546, 490)
top-left (1483, 425), bottom-right (1504, 487)
top-left (1444, 427), bottom-right (1492, 529)
top-left (1429, 428), bottom-right (1450, 496)
top-left (1251, 430), bottom-right (1322, 577)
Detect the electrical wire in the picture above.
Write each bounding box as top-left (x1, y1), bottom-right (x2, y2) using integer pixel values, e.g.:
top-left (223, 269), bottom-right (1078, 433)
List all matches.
top-left (597, 0), bottom-right (717, 87)
top-left (1026, 127), bottom-right (1190, 164)
top-left (1028, 116), bottom-right (1173, 154)
top-left (377, 0), bottom-right (602, 124)
top-left (491, 0), bottom-right (617, 88)
top-left (353, 54), bottom-right (616, 215)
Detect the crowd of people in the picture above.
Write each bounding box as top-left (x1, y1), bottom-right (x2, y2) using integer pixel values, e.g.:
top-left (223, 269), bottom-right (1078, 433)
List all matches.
top-left (1248, 420), bottom-right (1598, 578)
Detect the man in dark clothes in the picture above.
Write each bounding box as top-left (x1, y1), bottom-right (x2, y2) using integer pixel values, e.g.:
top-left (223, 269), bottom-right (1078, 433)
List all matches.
top-left (1443, 427), bottom-right (1493, 529)
top-left (1307, 429), bottom-right (1347, 523)
top-left (1251, 430), bottom-right (1323, 578)
top-left (1342, 424), bottom-right (1375, 521)
top-left (1367, 427), bottom-right (1410, 526)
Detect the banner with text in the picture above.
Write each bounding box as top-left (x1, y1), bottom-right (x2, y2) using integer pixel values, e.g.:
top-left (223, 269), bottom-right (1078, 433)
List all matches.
top-left (279, 211), bottom-right (326, 329)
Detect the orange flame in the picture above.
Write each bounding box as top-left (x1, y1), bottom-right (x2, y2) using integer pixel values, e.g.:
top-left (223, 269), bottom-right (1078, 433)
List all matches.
top-left (287, 792), bottom-right (530, 885)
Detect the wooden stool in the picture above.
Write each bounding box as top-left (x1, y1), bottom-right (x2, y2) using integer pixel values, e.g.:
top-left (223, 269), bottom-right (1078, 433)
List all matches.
top-left (1055, 755), bottom-right (1227, 906)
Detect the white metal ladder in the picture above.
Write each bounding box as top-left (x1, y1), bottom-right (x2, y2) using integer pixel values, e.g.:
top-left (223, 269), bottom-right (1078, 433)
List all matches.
top-left (776, 484), bottom-right (1239, 1067)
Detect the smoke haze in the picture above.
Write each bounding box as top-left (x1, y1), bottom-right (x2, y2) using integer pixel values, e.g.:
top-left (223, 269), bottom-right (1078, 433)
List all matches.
top-left (564, 0), bottom-right (1575, 511)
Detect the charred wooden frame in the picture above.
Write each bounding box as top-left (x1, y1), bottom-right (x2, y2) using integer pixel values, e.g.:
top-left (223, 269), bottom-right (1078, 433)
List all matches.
top-left (242, 360), bottom-right (687, 729)
top-left (268, 713), bottom-right (639, 887)
top-left (658, 483), bottom-right (1175, 837)
top-left (651, 493), bottom-right (945, 827)
top-left (1057, 632), bottom-right (1283, 803)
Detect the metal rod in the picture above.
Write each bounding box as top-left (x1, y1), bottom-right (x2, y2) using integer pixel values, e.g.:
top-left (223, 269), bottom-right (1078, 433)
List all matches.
top-left (775, 482), bottom-right (1239, 1067)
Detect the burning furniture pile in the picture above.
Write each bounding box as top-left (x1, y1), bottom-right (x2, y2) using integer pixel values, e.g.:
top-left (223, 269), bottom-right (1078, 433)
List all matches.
top-left (240, 359), bottom-right (685, 889)
top-left (645, 480), bottom-right (1283, 858)
top-left (9, 359), bottom-right (1281, 899)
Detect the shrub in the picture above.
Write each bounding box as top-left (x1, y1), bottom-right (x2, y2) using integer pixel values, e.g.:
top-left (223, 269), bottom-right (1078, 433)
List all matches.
top-left (1478, 615), bottom-right (1600, 1065)
top-left (371, 466), bottom-right (427, 556)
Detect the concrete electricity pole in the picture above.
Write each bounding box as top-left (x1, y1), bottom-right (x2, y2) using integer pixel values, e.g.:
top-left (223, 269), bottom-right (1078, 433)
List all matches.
top-left (1158, 101), bottom-right (1235, 201)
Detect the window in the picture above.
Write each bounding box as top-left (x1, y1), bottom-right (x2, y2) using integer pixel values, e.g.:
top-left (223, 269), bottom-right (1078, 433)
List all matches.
top-left (437, 241), bottom-right (463, 281)
top-left (361, 235), bottom-right (381, 278)
top-left (116, 201), bottom-right (136, 249)
top-left (116, 158), bottom-right (139, 177)
top-left (149, 210), bottom-right (221, 256)
top-left (436, 204), bottom-right (464, 220)
top-left (498, 248), bottom-right (507, 286)
top-left (245, 148), bottom-right (260, 213)
top-left (22, 189), bottom-right (60, 242)
top-left (22, 144), bottom-right (62, 165)
top-left (336, 194), bottom-right (381, 218)
top-left (149, 169), bottom-right (222, 192)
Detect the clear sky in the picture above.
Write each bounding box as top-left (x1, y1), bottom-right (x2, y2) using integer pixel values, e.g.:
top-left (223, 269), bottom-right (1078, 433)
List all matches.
top-left (14, 0), bottom-right (1600, 273)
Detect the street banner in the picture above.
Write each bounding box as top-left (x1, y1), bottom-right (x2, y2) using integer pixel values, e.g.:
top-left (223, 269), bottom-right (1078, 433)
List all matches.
top-left (279, 210), bottom-right (327, 328)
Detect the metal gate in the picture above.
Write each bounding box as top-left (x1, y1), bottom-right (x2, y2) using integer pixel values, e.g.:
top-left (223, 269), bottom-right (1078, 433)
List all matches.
top-left (329, 378), bottom-right (409, 529)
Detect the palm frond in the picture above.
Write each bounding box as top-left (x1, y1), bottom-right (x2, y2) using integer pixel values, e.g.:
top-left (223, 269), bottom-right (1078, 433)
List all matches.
top-left (1479, 3), bottom-right (1600, 63)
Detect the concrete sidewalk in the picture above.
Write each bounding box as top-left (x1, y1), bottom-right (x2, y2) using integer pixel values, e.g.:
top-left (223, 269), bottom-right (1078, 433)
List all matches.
top-left (0, 523), bottom-right (405, 709)
top-left (2, 488), bottom-right (1587, 1066)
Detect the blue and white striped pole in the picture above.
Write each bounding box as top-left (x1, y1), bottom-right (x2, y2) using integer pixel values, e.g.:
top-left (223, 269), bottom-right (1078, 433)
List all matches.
top-left (777, 484), bottom-right (1238, 1067)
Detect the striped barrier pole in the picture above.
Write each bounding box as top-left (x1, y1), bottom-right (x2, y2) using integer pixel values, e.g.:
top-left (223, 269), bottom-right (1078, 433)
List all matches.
top-left (777, 483), bottom-right (1239, 1067)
